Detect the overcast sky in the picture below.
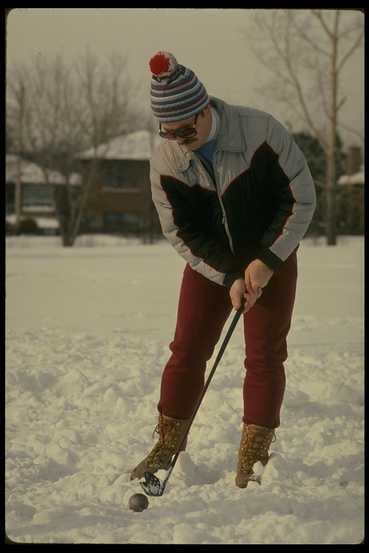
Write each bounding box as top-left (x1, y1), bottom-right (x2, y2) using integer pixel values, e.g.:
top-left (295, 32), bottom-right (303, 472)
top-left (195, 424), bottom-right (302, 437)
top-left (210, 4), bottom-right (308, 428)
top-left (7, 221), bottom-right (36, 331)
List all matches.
top-left (6, 8), bottom-right (364, 149)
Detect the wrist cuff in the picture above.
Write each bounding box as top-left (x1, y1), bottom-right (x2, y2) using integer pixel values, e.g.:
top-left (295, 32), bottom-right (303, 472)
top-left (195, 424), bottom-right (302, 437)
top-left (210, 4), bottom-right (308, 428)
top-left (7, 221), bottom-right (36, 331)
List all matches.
top-left (257, 248), bottom-right (283, 271)
top-left (223, 271), bottom-right (243, 289)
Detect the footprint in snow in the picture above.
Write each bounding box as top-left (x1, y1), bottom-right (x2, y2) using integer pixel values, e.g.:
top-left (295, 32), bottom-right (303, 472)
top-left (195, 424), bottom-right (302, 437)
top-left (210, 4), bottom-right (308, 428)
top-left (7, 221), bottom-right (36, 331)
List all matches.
top-left (176, 452), bottom-right (220, 486)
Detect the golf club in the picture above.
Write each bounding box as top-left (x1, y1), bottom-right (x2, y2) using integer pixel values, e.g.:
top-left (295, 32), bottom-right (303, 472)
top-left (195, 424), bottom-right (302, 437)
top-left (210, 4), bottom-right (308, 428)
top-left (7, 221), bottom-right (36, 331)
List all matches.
top-left (140, 301), bottom-right (245, 497)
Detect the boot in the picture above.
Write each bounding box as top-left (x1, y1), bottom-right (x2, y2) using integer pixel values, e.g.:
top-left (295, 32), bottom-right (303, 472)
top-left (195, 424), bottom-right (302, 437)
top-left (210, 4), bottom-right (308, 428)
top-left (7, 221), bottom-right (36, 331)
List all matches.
top-left (235, 423), bottom-right (276, 488)
top-left (129, 413), bottom-right (190, 481)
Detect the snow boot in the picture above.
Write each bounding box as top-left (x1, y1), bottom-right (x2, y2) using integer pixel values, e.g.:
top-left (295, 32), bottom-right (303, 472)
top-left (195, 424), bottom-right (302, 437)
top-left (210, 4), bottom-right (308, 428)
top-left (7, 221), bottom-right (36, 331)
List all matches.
top-left (129, 414), bottom-right (190, 481)
top-left (235, 423), bottom-right (276, 488)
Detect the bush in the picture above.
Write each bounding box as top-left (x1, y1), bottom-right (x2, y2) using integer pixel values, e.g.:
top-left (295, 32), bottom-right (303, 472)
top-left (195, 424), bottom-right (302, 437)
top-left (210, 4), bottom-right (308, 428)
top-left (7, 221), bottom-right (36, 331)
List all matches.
top-left (18, 218), bottom-right (39, 235)
top-left (6, 220), bottom-right (16, 235)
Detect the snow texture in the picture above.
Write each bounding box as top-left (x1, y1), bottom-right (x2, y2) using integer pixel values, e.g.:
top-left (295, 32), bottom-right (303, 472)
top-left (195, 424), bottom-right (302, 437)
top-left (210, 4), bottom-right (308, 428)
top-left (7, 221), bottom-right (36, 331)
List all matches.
top-left (6, 235), bottom-right (364, 544)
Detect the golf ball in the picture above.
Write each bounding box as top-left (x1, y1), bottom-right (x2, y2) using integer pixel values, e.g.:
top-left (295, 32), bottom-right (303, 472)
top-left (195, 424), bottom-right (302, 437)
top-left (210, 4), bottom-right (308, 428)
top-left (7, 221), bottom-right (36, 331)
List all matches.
top-left (128, 493), bottom-right (149, 512)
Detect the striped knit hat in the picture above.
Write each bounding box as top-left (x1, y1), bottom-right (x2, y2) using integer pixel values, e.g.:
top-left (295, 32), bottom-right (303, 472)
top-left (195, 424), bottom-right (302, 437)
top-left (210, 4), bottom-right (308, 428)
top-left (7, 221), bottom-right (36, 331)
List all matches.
top-left (149, 51), bottom-right (209, 123)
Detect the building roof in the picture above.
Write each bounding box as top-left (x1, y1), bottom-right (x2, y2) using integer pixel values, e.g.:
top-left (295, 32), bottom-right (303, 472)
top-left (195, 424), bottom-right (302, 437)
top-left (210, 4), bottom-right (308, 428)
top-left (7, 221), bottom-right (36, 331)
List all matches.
top-left (76, 130), bottom-right (162, 160)
top-left (6, 154), bottom-right (81, 186)
top-left (338, 165), bottom-right (365, 185)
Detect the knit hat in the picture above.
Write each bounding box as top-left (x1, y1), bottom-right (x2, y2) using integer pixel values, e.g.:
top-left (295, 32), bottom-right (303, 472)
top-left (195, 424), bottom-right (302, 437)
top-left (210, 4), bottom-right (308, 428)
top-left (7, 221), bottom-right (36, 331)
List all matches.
top-left (149, 51), bottom-right (209, 123)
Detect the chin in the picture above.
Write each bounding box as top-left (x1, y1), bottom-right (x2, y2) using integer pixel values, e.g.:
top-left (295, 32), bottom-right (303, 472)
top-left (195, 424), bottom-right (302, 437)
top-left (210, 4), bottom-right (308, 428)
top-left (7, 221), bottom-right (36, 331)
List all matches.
top-left (181, 139), bottom-right (202, 150)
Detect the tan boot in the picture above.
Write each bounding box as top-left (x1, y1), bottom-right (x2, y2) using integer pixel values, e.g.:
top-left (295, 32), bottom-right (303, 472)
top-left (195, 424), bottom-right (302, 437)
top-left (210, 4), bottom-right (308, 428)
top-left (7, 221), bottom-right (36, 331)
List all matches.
top-left (129, 414), bottom-right (190, 481)
top-left (235, 423), bottom-right (276, 488)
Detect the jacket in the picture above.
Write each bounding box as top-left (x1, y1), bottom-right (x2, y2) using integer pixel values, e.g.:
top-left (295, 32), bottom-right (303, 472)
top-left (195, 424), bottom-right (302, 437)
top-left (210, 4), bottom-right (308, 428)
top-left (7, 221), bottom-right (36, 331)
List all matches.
top-left (150, 96), bottom-right (316, 288)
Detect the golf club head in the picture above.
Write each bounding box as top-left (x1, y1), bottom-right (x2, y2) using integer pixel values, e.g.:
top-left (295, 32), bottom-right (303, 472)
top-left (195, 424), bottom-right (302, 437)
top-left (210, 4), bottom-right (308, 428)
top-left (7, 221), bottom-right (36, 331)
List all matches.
top-left (140, 471), bottom-right (165, 497)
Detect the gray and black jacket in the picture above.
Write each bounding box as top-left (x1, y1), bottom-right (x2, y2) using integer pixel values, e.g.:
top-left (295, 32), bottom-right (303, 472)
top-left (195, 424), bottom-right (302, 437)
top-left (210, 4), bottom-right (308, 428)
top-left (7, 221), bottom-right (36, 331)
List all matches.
top-left (150, 96), bottom-right (316, 288)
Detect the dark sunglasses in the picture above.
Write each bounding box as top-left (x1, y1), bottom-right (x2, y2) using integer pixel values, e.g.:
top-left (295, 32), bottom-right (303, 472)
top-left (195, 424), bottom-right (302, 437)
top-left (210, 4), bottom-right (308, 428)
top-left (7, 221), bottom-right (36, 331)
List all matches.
top-left (158, 112), bottom-right (200, 140)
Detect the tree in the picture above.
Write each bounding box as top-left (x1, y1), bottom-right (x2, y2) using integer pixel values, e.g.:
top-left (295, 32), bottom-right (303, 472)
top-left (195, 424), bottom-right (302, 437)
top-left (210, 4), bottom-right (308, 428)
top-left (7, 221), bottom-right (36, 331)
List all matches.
top-left (6, 50), bottom-right (143, 246)
top-left (6, 70), bottom-right (31, 232)
top-left (70, 49), bottom-right (144, 245)
top-left (242, 9), bottom-right (364, 245)
top-left (138, 111), bottom-right (161, 244)
top-left (7, 56), bottom-right (84, 244)
top-left (293, 130), bottom-right (346, 236)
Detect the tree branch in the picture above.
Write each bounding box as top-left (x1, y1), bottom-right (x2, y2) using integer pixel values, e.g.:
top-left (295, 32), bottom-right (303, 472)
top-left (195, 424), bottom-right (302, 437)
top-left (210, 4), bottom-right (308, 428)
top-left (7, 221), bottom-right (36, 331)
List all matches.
top-left (311, 9), bottom-right (334, 39)
top-left (338, 122), bottom-right (364, 144)
top-left (337, 20), bottom-right (363, 41)
top-left (337, 28), bottom-right (364, 73)
top-left (316, 63), bottom-right (331, 122)
top-left (249, 44), bottom-right (297, 89)
top-left (275, 14), bottom-right (326, 146)
top-left (337, 96), bottom-right (347, 112)
top-left (288, 11), bottom-right (331, 57)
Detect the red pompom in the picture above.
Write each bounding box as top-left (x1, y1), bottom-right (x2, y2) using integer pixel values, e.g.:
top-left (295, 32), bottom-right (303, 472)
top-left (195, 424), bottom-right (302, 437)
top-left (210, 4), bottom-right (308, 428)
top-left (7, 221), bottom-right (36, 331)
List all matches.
top-left (149, 52), bottom-right (170, 76)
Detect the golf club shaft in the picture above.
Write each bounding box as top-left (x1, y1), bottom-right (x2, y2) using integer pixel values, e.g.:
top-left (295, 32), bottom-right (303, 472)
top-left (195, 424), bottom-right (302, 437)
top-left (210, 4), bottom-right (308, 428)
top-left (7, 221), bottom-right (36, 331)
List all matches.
top-left (165, 304), bottom-right (244, 479)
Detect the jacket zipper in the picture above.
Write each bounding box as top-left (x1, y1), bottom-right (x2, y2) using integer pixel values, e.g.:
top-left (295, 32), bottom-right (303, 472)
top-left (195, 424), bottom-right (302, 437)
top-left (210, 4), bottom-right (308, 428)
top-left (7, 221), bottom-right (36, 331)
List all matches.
top-left (196, 154), bottom-right (235, 254)
top-left (217, 189), bottom-right (235, 254)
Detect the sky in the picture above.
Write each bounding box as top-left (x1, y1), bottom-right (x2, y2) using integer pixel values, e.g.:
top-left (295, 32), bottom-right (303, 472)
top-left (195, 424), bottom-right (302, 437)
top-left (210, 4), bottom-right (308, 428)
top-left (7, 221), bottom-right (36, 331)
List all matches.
top-left (6, 8), bottom-right (364, 149)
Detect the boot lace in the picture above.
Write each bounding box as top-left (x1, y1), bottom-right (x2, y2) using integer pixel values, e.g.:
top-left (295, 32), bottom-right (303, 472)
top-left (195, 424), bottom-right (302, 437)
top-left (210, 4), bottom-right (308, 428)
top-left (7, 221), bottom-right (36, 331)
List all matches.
top-left (239, 427), bottom-right (275, 474)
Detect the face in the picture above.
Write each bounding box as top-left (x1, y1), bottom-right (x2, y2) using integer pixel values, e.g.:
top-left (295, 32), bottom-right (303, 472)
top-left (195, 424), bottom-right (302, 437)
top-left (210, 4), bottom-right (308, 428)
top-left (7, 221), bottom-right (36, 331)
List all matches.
top-left (160, 106), bottom-right (212, 150)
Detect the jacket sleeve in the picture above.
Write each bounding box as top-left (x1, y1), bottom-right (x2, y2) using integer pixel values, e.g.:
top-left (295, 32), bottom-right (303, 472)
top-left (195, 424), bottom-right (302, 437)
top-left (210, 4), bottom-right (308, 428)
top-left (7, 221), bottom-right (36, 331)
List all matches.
top-left (150, 163), bottom-right (246, 287)
top-left (257, 116), bottom-right (317, 270)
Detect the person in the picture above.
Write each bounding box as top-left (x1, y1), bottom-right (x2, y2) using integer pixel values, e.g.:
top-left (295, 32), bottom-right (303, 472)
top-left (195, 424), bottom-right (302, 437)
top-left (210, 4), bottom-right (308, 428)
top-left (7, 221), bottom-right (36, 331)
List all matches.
top-left (130, 51), bottom-right (316, 488)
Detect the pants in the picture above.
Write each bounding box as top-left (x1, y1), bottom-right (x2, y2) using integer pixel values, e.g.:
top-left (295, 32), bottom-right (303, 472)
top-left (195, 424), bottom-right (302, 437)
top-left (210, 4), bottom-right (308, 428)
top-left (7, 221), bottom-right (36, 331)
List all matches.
top-left (157, 251), bottom-right (298, 429)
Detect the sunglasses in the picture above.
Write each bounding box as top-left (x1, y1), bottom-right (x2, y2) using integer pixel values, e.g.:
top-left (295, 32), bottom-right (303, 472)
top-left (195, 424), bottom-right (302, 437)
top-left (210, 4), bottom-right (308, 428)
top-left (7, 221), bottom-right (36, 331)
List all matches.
top-left (158, 112), bottom-right (200, 140)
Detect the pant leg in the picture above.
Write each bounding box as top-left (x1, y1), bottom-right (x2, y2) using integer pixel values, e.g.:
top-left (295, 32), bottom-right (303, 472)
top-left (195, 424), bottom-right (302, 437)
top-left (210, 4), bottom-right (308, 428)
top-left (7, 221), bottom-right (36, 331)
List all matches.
top-left (158, 263), bottom-right (233, 419)
top-left (243, 250), bottom-right (298, 428)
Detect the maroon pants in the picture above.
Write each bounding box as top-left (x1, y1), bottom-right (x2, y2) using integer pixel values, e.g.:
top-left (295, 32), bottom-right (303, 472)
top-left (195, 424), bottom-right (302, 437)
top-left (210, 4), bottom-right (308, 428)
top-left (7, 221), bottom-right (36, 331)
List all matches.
top-left (158, 251), bottom-right (298, 429)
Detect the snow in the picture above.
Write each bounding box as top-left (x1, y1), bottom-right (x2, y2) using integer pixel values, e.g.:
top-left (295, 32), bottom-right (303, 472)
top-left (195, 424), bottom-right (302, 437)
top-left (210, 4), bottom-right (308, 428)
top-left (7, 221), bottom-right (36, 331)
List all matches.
top-left (6, 235), bottom-right (364, 544)
top-left (7, 214), bottom-right (59, 229)
top-left (338, 164), bottom-right (364, 185)
top-left (21, 206), bottom-right (55, 214)
top-left (76, 130), bottom-right (162, 160)
top-left (6, 154), bottom-right (82, 186)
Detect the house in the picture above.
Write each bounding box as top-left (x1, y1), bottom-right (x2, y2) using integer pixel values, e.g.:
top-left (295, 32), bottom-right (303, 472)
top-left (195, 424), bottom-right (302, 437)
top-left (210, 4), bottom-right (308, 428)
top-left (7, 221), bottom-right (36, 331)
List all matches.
top-left (338, 167), bottom-right (364, 186)
top-left (6, 154), bottom-right (81, 234)
top-left (75, 130), bottom-right (162, 235)
top-left (337, 146), bottom-right (364, 234)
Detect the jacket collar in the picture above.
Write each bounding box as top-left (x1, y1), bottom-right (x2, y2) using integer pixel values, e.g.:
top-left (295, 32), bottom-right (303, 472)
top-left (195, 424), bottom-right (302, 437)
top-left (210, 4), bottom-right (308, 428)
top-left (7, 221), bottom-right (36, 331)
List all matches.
top-left (168, 95), bottom-right (246, 173)
top-left (210, 96), bottom-right (246, 153)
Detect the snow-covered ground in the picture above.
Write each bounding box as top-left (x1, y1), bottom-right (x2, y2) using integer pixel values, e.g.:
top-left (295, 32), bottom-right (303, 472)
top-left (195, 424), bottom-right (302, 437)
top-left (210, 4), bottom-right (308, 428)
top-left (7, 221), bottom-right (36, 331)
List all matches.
top-left (6, 235), bottom-right (364, 544)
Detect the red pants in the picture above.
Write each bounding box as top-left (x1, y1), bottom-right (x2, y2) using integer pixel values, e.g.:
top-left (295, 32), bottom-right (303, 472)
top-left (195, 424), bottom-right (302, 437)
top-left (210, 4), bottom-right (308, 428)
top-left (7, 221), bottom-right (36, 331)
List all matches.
top-left (158, 251), bottom-right (297, 429)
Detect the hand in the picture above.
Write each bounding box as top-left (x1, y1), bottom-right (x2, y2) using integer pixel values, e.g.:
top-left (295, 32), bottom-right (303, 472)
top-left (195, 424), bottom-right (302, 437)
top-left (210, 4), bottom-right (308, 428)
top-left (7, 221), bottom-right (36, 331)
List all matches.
top-left (229, 278), bottom-right (262, 314)
top-left (244, 259), bottom-right (274, 293)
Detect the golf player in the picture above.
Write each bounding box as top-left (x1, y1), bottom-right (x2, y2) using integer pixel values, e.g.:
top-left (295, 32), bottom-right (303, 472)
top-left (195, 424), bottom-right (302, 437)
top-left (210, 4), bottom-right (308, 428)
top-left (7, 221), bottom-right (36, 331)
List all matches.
top-left (130, 51), bottom-right (316, 488)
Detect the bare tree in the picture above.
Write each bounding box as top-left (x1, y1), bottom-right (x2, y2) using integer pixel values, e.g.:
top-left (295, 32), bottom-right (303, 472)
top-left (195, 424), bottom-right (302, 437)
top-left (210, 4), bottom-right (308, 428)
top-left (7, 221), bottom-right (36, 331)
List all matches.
top-left (6, 66), bottom-right (32, 231)
top-left (7, 50), bottom-right (143, 246)
top-left (70, 49), bottom-right (142, 245)
top-left (7, 56), bottom-right (86, 244)
top-left (242, 9), bottom-right (364, 245)
top-left (138, 111), bottom-right (160, 244)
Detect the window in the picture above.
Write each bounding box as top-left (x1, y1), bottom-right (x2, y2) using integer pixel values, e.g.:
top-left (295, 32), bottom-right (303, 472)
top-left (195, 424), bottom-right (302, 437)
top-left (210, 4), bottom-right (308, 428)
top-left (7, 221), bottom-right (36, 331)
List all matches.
top-left (103, 212), bottom-right (142, 232)
top-left (23, 184), bottom-right (54, 208)
top-left (100, 164), bottom-right (138, 190)
top-left (6, 182), bottom-right (15, 214)
top-left (99, 160), bottom-right (144, 191)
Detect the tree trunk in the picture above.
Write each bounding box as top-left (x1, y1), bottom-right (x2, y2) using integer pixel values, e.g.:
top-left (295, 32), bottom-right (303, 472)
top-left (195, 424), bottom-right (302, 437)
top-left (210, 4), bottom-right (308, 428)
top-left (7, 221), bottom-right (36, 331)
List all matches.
top-left (325, 149), bottom-right (337, 245)
top-left (69, 160), bottom-right (98, 246)
top-left (61, 231), bottom-right (74, 247)
top-left (15, 171), bottom-right (22, 232)
top-left (54, 185), bottom-right (75, 247)
top-left (326, 13), bottom-right (338, 246)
